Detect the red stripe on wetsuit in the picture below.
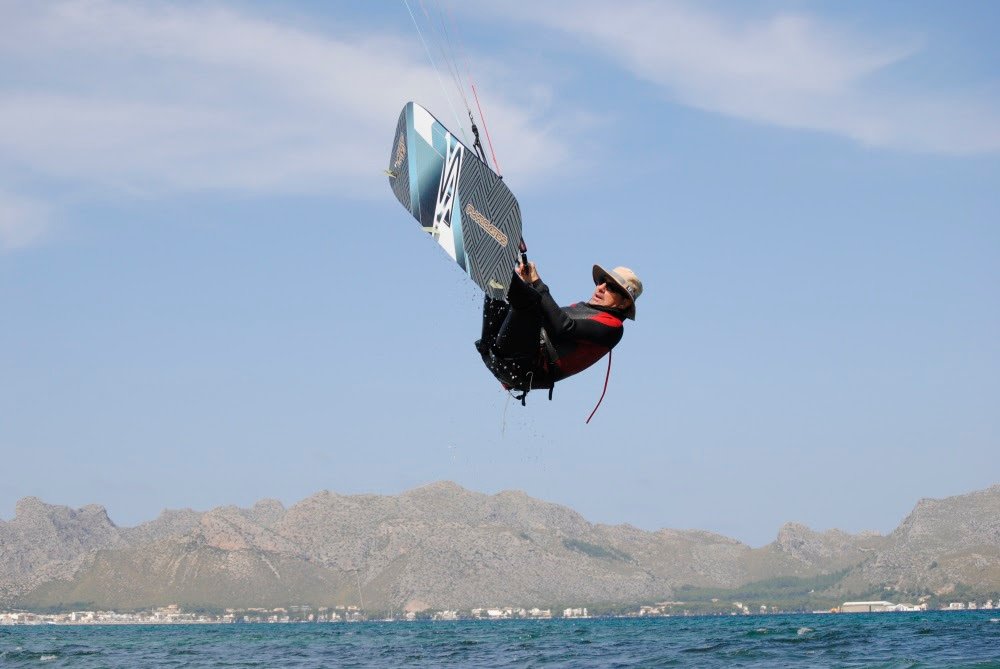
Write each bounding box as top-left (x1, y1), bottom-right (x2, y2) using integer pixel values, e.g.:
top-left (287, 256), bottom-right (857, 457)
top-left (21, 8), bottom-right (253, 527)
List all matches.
top-left (531, 282), bottom-right (624, 382)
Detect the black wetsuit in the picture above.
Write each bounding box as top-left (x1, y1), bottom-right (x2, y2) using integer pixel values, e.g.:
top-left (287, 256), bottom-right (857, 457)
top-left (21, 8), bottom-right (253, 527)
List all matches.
top-left (476, 275), bottom-right (625, 392)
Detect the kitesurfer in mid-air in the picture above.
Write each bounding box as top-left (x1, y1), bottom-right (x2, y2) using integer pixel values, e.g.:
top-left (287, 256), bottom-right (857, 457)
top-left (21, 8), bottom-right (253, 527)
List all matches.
top-left (475, 262), bottom-right (642, 402)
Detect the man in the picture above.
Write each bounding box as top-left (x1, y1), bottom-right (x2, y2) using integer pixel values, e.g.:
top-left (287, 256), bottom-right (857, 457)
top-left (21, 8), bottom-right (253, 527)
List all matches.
top-left (475, 262), bottom-right (643, 402)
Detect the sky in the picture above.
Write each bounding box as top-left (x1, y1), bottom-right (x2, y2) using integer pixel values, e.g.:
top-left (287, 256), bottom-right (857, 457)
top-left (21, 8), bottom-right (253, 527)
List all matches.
top-left (1, 0), bottom-right (997, 547)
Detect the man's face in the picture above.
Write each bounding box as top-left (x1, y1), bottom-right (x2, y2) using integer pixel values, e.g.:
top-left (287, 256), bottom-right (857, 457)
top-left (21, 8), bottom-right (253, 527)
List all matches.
top-left (589, 279), bottom-right (630, 310)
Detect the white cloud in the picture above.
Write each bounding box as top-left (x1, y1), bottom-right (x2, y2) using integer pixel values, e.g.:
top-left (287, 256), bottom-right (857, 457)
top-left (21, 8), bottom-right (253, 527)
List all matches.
top-left (0, 191), bottom-right (50, 250)
top-left (508, 0), bottom-right (1000, 155)
top-left (0, 1), bottom-right (568, 205)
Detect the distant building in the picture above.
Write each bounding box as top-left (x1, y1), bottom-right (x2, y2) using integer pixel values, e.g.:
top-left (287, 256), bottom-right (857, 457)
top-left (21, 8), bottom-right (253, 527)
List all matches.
top-left (886, 603), bottom-right (925, 612)
top-left (562, 607), bottom-right (588, 618)
top-left (840, 601), bottom-right (895, 613)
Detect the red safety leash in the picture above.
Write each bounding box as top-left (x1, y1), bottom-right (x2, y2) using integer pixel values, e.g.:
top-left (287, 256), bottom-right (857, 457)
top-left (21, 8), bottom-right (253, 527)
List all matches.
top-left (585, 349), bottom-right (613, 424)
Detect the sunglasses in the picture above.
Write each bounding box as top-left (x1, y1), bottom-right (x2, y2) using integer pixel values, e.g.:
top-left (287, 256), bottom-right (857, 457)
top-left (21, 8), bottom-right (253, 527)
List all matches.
top-left (600, 278), bottom-right (626, 296)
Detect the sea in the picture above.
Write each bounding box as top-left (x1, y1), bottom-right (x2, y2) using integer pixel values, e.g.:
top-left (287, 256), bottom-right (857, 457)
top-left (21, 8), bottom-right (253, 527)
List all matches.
top-left (1, 611), bottom-right (998, 668)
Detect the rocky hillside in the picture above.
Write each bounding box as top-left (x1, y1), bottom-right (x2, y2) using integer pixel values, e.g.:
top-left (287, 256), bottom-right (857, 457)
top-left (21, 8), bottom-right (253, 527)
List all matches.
top-left (0, 497), bottom-right (128, 603)
top-left (742, 523), bottom-right (888, 582)
top-left (2, 482), bottom-right (997, 611)
top-left (849, 484), bottom-right (1000, 595)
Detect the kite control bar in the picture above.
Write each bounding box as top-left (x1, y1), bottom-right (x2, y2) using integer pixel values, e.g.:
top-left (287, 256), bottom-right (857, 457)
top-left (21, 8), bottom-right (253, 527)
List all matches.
top-left (470, 117), bottom-right (488, 164)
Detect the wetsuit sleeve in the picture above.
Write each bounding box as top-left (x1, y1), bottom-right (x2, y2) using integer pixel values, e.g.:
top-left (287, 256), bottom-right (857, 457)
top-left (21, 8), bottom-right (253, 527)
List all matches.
top-left (532, 280), bottom-right (574, 336)
top-left (532, 280), bottom-right (622, 348)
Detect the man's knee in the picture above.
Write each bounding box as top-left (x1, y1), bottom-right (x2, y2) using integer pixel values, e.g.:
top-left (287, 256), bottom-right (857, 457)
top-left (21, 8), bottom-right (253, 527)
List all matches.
top-left (506, 273), bottom-right (541, 310)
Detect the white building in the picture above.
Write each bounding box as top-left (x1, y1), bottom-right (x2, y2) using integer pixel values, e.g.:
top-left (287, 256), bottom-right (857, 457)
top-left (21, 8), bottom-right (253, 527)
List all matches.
top-left (885, 603), bottom-right (925, 612)
top-left (841, 601), bottom-right (895, 613)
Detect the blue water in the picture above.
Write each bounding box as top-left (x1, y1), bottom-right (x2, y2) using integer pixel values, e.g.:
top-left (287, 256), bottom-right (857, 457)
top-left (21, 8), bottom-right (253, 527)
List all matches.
top-left (1, 612), bottom-right (998, 668)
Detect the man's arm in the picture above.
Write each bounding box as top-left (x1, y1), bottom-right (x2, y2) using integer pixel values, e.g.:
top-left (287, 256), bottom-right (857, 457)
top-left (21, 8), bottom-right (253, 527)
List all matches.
top-left (532, 280), bottom-right (577, 339)
top-left (532, 281), bottom-right (622, 350)
top-left (519, 262), bottom-right (622, 346)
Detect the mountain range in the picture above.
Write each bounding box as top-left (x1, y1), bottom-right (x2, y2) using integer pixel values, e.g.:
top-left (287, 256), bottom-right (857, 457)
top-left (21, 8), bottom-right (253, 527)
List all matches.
top-left (1, 482), bottom-right (997, 612)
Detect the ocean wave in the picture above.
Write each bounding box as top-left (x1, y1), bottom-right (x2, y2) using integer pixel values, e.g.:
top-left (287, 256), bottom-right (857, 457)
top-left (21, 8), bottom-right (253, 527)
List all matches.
top-left (1, 613), bottom-right (998, 667)
top-left (681, 641), bottom-right (727, 653)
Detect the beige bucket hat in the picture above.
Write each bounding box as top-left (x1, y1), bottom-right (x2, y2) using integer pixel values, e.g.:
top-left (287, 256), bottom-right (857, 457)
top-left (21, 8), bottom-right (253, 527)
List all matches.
top-left (592, 265), bottom-right (643, 320)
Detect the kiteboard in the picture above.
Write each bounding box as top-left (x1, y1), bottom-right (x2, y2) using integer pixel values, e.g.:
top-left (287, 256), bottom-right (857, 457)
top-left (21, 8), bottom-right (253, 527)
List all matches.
top-left (387, 102), bottom-right (522, 300)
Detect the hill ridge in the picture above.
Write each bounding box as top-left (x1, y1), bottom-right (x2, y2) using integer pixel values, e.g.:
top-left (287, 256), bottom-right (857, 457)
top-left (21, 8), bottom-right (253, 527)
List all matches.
top-left (2, 482), bottom-right (996, 611)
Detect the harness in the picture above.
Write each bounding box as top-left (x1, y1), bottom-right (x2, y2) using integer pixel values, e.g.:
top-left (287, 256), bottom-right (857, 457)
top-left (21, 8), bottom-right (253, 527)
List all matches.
top-left (500, 334), bottom-right (555, 406)
top-left (480, 304), bottom-right (622, 419)
top-left (509, 331), bottom-right (555, 402)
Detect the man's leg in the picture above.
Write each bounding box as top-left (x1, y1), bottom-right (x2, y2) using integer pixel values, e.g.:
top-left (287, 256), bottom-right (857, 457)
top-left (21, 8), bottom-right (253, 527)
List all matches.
top-left (475, 273), bottom-right (544, 391)
top-left (476, 294), bottom-right (509, 355)
top-left (494, 305), bottom-right (542, 359)
top-left (493, 273), bottom-right (543, 358)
